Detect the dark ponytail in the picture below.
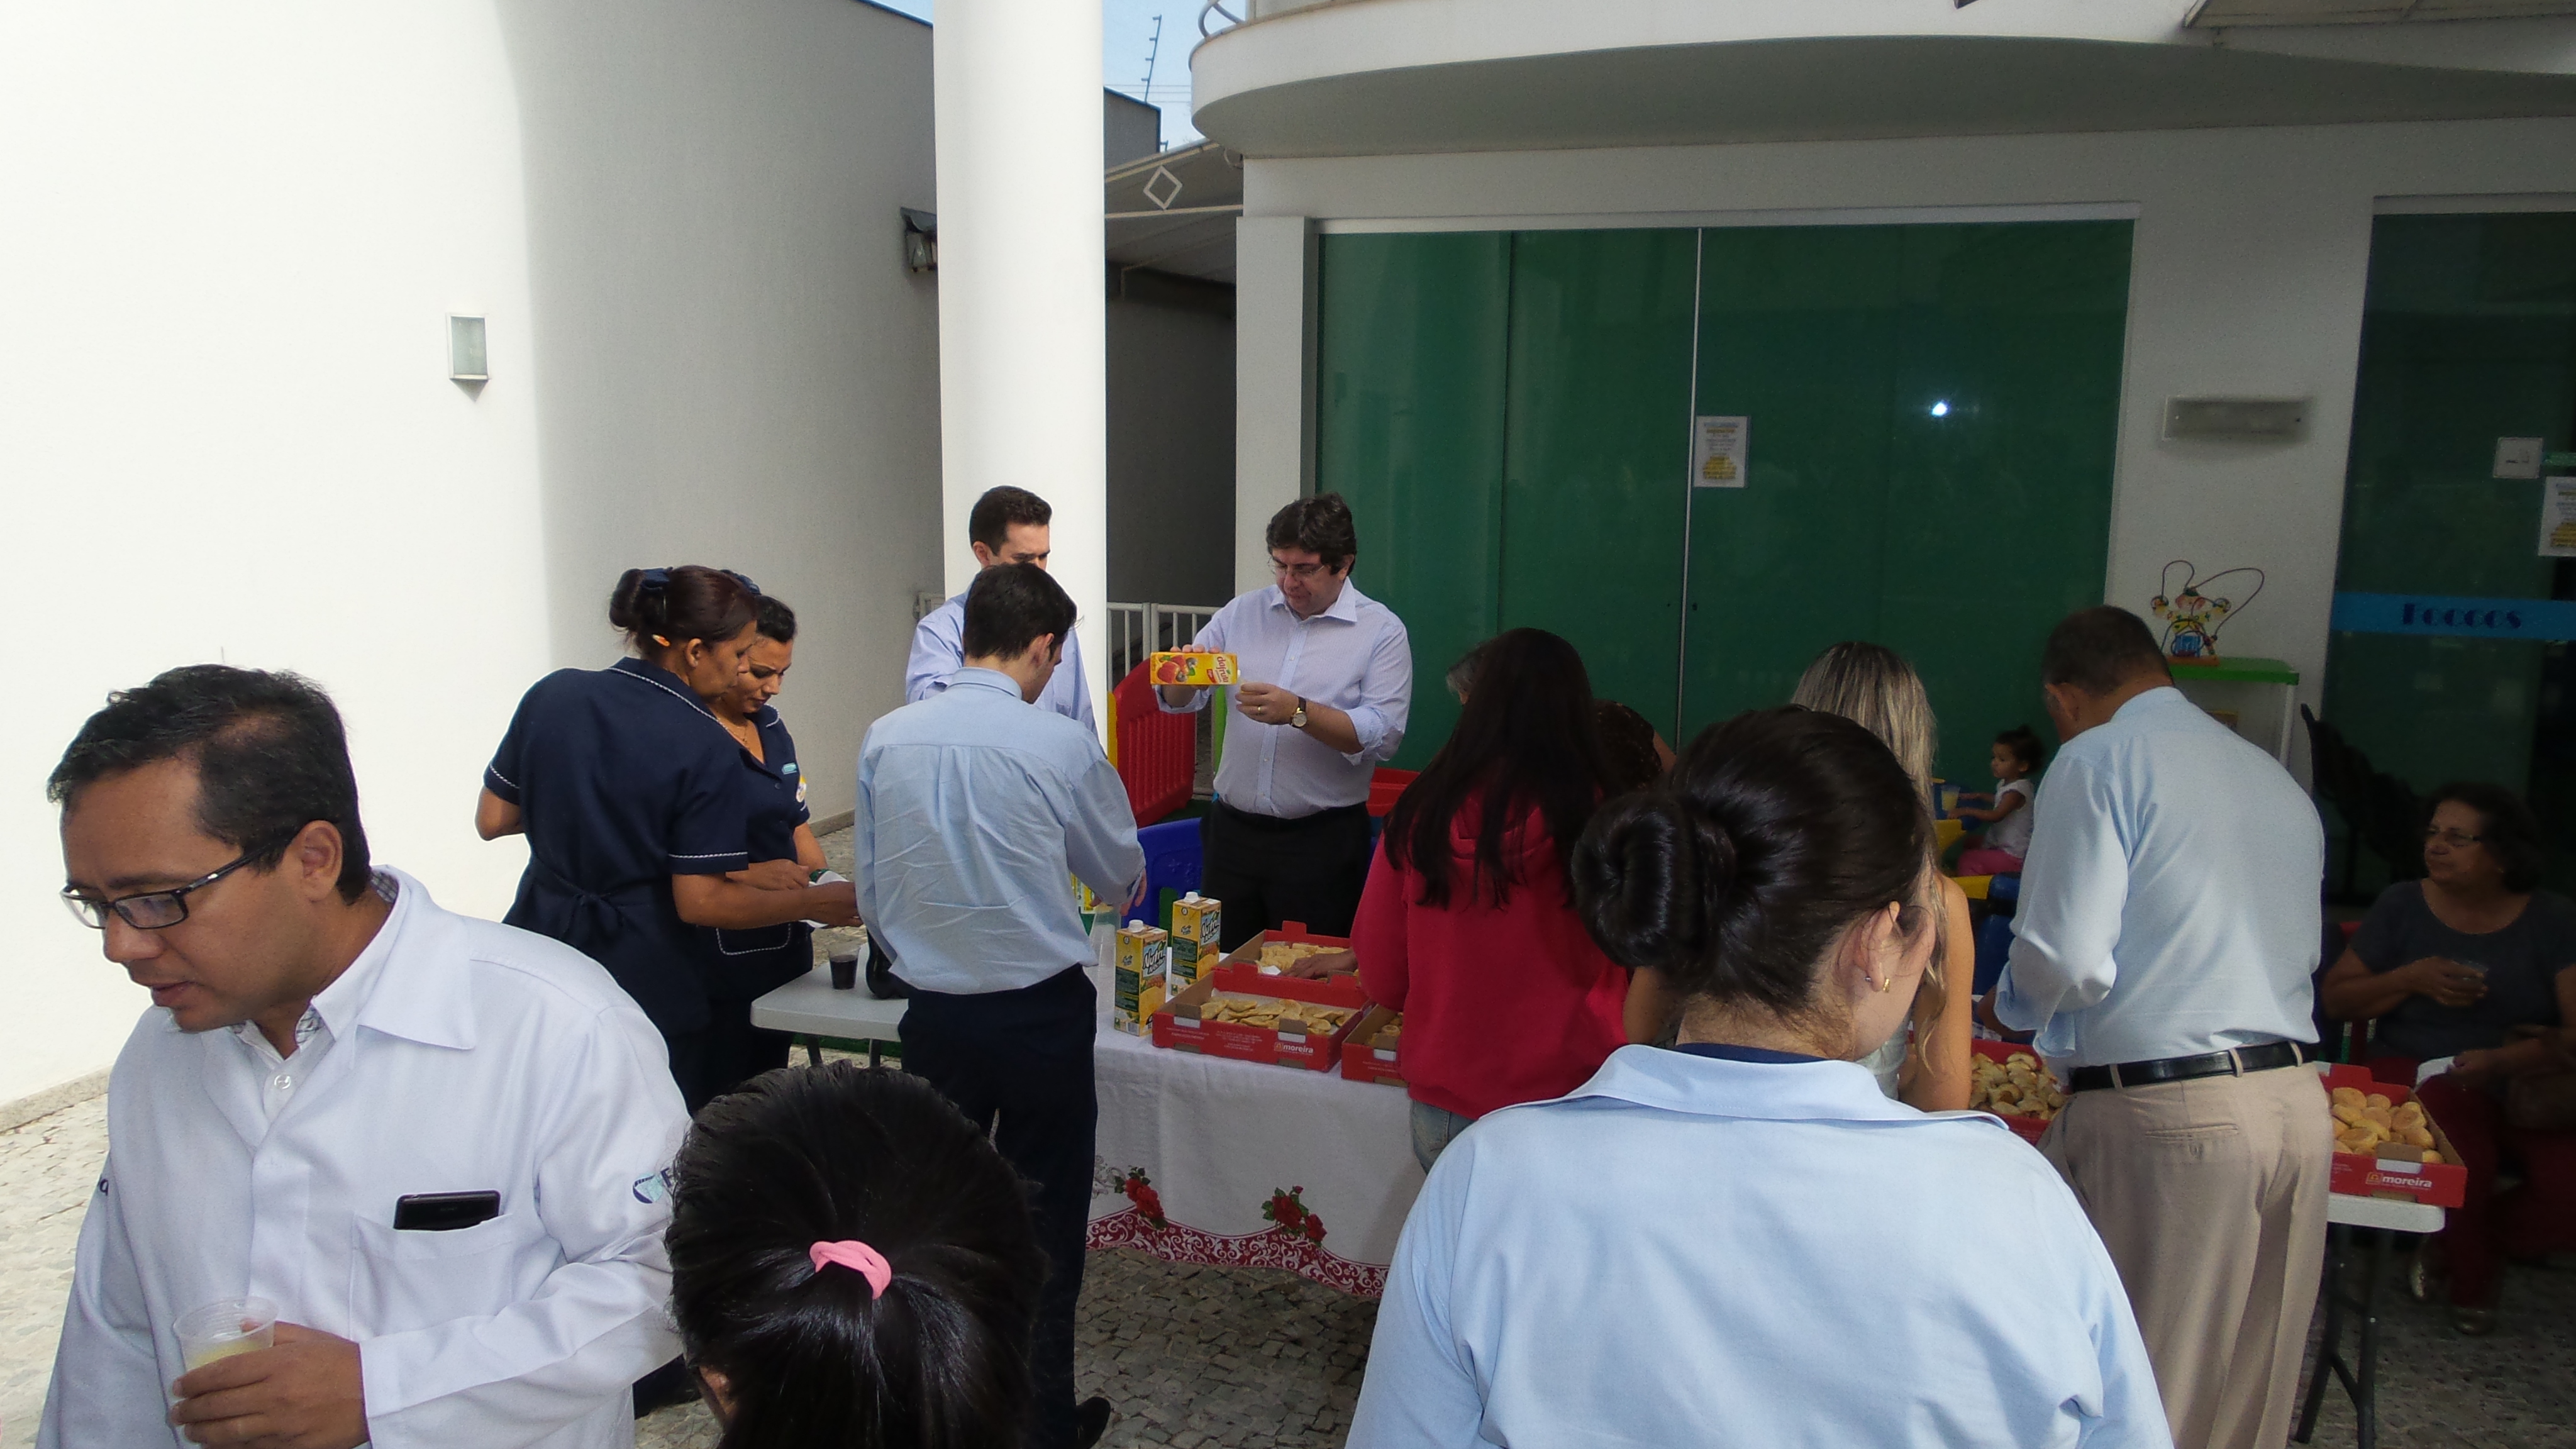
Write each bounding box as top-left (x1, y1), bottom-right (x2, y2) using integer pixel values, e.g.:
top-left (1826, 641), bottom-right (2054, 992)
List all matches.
top-left (667, 1064), bottom-right (1045, 1449)
top-left (1574, 708), bottom-right (1930, 1016)
top-left (608, 565), bottom-right (759, 655)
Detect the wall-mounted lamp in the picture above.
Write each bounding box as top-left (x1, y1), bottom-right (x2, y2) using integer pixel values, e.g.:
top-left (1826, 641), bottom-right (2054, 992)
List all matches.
top-left (902, 208), bottom-right (938, 274)
top-left (449, 316), bottom-right (489, 382)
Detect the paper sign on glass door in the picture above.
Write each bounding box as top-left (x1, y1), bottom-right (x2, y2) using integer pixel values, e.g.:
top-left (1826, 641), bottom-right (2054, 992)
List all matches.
top-left (1693, 416), bottom-right (1749, 489)
top-left (2541, 477), bottom-right (2576, 558)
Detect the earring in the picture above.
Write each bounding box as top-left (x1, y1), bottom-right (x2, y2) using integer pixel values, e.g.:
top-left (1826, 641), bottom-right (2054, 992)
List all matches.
top-left (1874, 975), bottom-right (1894, 994)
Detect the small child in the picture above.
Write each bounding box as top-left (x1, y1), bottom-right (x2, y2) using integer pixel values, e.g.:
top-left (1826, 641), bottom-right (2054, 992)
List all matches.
top-left (666, 1062), bottom-right (1048, 1448)
top-left (1954, 725), bottom-right (2043, 877)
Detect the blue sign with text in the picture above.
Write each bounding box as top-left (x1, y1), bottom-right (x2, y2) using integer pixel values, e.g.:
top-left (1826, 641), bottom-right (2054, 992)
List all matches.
top-left (2330, 592), bottom-right (2576, 643)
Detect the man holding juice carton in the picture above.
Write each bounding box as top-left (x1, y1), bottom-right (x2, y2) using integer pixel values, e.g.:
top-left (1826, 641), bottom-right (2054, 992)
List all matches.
top-left (905, 484), bottom-right (1097, 731)
top-left (856, 562), bottom-right (1145, 1449)
top-left (40, 668), bottom-right (687, 1449)
top-left (1158, 494), bottom-right (1412, 949)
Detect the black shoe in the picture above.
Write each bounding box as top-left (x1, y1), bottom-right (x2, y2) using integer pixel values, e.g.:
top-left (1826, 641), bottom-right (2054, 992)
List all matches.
top-left (1074, 1396), bottom-right (1113, 1448)
top-left (633, 1357), bottom-right (697, 1418)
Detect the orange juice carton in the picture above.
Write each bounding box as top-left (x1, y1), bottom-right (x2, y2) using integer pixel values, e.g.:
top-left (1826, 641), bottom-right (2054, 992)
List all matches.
top-left (1169, 892), bottom-right (1223, 991)
top-left (1113, 920), bottom-right (1169, 1035)
top-left (1149, 651), bottom-right (1240, 687)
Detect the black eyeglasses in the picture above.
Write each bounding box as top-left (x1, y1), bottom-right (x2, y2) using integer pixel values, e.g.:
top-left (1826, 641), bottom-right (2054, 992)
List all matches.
top-left (62, 848), bottom-right (267, 931)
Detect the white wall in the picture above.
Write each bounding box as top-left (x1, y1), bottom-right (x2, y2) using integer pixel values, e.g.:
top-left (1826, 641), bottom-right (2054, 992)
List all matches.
top-left (497, 0), bottom-right (942, 824)
top-left (0, 0), bottom-right (944, 1107)
top-left (1235, 116), bottom-right (2576, 760)
top-left (0, 3), bottom-right (551, 1105)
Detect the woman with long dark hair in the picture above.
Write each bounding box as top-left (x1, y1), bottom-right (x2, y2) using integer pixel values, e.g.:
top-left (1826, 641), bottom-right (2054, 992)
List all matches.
top-left (669, 1062), bottom-right (1047, 1448)
top-left (477, 565), bottom-right (859, 1111)
top-left (1353, 628), bottom-right (1645, 1170)
top-left (1346, 709), bottom-right (2165, 1445)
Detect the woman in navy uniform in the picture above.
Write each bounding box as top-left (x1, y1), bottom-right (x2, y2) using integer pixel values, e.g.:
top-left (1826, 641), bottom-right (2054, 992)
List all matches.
top-left (477, 565), bottom-right (860, 1111)
top-left (700, 592), bottom-right (826, 1097)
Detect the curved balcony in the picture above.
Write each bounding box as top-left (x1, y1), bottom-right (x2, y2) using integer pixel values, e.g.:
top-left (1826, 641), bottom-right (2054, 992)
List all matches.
top-left (1190, 0), bottom-right (2576, 157)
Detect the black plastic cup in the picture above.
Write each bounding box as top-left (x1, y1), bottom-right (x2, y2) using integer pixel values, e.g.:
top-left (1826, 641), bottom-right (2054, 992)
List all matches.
top-left (828, 951), bottom-right (859, 991)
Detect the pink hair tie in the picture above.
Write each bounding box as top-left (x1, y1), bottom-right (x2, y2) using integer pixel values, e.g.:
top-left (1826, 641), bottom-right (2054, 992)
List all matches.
top-left (808, 1240), bottom-right (894, 1298)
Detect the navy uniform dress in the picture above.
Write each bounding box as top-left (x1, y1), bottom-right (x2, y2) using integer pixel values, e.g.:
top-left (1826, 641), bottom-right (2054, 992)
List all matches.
top-left (485, 657), bottom-right (753, 1110)
top-left (696, 702), bottom-right (815, 1096)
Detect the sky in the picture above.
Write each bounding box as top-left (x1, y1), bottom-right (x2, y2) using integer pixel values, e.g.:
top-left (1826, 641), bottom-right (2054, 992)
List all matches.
top-left (867, 0), bottom-right (1207, 148)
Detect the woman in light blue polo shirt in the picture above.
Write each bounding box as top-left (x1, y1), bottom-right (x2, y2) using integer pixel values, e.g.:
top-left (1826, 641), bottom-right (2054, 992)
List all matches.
top-left (1349, 708), bottom-right (2169, 1449)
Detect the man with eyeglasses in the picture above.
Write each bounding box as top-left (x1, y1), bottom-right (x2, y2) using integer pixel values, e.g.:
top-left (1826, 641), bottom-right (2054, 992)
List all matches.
top-left (40, 666), bottom-right (687, 1449)
top-left (1160, 493), bottom-right (1412, 949)
top-left (1991, 606), bottom-right (2328, 1449)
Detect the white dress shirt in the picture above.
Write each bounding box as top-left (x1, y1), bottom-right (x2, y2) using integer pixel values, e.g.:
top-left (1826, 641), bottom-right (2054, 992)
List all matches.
top-left (905, 588), bottom-right (1097, 732)
top-left (1158, 580), bottom-right (1412, 818)
top-left (1995, 686), bottom-right (2324, 1067)
top-left (1350, 1046), bottom-right (2170, 1448)
top-left (857, 669), bottom-right (1146, 994)
top-left (40, 869), bottom-right (688, 1449)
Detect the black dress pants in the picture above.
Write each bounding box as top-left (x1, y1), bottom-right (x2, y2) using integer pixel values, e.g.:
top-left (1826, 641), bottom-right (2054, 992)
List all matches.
top-left (899, 966), bottom-right (1097, 1449)
top-left (1201, 801), bottom-right (1374, 950)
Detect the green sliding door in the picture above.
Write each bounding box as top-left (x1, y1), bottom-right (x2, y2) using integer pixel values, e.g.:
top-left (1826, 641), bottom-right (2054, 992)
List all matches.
top-left (1316, 232), bottom-right (1511, 768)
top-left (1685, 221), bottom-right (2133, 783)
top-left (1319, 221), bottom-right (2131, 780)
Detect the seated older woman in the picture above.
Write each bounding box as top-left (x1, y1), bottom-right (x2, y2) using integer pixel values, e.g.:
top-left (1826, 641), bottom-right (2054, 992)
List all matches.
top-left (1346, 708), bottom-right (2169, 1448)
top-left (2319, 782), bottom-right (2576, 1334)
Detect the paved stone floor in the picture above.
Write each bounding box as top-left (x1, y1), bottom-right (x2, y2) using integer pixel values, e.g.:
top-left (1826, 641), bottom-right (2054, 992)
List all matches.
top-left (9, 1061), bottom-right (2573, 1448)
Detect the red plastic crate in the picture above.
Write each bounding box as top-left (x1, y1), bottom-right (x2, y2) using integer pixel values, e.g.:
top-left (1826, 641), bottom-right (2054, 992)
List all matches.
top-left (1109, 662), bottom-right (1195, 826)
top-left (1368, 767), bottom-right (1418, 818)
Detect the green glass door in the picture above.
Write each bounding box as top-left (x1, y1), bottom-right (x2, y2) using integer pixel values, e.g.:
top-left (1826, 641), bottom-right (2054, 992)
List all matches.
top-left (2321, 212), bottom-right (2576, 887)
top-left (1684, 221), bottom-right (2133, 783)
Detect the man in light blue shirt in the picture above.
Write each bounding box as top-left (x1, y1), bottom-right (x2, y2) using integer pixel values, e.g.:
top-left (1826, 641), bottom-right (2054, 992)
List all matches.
top-left (855, 562), bottom-right (1141, 1449)
top-left (1995, 606), bottom-right (2328, 1449)
top-left (904, 484), bottom-right (1097, 733)
top-left (1158, 494), bottom-right (1411, 947)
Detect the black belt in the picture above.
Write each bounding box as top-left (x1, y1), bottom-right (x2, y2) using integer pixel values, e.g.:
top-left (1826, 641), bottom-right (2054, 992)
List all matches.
top-left (1214, 799), bottom-right (1368, 831)
top-left (2066, 1039), bottom-right (2316, 1094)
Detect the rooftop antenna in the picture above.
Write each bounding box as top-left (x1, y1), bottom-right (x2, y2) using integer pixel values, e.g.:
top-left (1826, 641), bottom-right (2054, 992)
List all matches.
top-left (1140, 14), bottom-right (1162, 128)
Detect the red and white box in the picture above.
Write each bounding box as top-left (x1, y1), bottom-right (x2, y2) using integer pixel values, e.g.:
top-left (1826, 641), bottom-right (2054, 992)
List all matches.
top-left (2318, 1063), bottom-right (2467, 1209)
top-left (1151, 963), bottom-right (1369, 1071)
top-left (1340, 1006), bottom-right (1405, 1086)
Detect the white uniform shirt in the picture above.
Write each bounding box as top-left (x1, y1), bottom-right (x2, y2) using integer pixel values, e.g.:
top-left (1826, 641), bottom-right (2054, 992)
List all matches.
top-left (1350, 1046), bottom-right (2171, 1448)
top-left (40, 868), bottom-right (689, 1449)
top-left (1995, 686), bottom-right (2324, 1067)
top-left (1157, 580), bottom-right (1412, 818)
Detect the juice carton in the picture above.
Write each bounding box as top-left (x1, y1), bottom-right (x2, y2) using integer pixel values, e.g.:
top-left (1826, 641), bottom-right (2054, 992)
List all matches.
top-left (1149, 651), bottom-right (1240, 687)
top-left (1169, 892), bottom-right (1223, 991)
top-left (1113, 920), bottom-right (1170, 1035)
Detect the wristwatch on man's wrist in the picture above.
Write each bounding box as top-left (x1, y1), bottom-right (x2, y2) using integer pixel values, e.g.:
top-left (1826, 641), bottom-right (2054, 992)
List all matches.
top-left (1291, 697), bottom-right (1308, 729)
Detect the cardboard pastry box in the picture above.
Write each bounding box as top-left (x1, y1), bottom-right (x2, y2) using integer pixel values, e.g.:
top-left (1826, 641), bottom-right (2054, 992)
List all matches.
top-left (1340, 1006), bottom-right (1406, 1086)
top-left (2319, 1063), bottom-right (2467, 1209)
top-left (1152, 963), bottom-right (1368, 1070)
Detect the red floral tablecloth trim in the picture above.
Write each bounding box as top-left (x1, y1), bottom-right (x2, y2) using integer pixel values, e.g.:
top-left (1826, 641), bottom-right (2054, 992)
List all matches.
top-left (1087, 1205), bottom-right (1388, 1298)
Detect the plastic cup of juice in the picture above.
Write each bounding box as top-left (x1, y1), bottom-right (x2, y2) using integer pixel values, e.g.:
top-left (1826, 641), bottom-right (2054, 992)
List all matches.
top-left (177, 1297), bottom-right (277, 1372)
top-left (1938, 783), bottom-right (1960, 816)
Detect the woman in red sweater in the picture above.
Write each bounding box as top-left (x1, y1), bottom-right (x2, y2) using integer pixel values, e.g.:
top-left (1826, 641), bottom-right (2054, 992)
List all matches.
top-left (1355, 628), bottom-right (1644, 1170)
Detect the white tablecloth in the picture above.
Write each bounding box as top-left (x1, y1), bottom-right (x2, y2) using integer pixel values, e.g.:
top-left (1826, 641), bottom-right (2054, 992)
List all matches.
top-left (1087, 1018), bottom-right (1423, 1297)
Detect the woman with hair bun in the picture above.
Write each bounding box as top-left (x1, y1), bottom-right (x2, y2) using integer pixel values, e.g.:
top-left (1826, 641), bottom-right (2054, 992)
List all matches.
top-left (1348, 708), bottom-right (2169, 1448)
top-left (477, 565), bottom-right (860, 1113)
top-left (669, 1062), bottom-right (1046, 1448)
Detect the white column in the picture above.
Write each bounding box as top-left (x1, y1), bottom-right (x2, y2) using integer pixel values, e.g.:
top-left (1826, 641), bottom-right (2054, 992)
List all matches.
top-left (935, 0), bottom-right (1106, 724)
top-left (1234, 214), bottom-right (1316, 594)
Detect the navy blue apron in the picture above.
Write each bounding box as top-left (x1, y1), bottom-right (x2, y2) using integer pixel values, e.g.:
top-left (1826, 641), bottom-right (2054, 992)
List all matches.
top-left (705, 703), bottom-right (816, 1000)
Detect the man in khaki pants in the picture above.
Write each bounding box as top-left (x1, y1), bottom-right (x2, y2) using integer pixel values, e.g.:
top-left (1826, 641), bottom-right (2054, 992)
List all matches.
top-left (1996, 607), bottom-right (2330, 1449)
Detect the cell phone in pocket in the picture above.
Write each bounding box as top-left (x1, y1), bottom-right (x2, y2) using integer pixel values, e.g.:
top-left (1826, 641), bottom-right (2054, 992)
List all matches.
top-left (392, 1190), bottom-right (501, 1232)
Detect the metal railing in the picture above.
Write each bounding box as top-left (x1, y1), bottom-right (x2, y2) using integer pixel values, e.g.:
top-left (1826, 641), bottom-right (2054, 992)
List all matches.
top-left (1106, 601), bottom-right (1226, 679)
